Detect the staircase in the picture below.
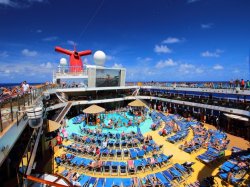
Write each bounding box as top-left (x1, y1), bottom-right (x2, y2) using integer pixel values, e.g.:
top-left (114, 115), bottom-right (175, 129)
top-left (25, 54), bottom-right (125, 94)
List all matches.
top-left (132, 87), bottom-right (140, 96)
top-left (55, 102), bottom-right (72, 124)
top-left (55, 92), bottom-right (68, 103)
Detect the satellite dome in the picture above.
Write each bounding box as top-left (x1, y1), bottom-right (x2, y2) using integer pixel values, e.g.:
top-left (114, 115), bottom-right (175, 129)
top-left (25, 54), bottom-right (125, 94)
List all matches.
top-left (60, 58), bottom-right (67, 66)
top-left (93, 51), bottom-right (106, 66)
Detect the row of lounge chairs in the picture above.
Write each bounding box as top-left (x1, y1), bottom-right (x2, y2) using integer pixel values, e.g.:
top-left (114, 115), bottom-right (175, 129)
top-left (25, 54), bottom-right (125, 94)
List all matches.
top-left (64, 144), bottom-right (161, 159)
top-left (79, 128), bottom-right (140, 140)
top-left (56, 153), bottom-right (173, 175)
top-left (60, 161), bottom-right (194, 187)
top-left (72, 114), bottom-right (85, 124)
top-left (71, 133), bottom-right (145, 148)
top-left (180, 123), bottom-right (208, 154)
top-left (196, 147), bottom-right (225, 164)
top-left (196, 130), bottom-right (229, 164)
top-left (218, 147), bottom-right (250, 185)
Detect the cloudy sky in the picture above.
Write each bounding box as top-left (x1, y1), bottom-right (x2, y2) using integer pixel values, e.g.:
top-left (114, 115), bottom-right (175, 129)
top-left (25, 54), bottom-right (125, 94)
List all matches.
top-left (0, 0), bottom-right (249, 83)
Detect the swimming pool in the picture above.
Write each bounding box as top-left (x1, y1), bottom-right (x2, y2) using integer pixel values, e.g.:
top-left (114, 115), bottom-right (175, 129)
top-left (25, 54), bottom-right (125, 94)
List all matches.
top-left (66, 112), bottom-right (154, 136)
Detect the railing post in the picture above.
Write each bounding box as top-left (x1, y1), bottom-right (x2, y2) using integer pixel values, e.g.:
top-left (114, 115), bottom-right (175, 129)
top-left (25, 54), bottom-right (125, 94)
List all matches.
top-left (28, 94), bottom-right (30, 106)
top-left (10, 98), bottom-right (14, 121)
top-left (17, 111), bottom-right (19, 126)
top-left (23, 95), bottom-right (26, 106)
top-left (17, 95), bottom-right (20, 111)
top-left (0, 104), bottom-right (2, 132)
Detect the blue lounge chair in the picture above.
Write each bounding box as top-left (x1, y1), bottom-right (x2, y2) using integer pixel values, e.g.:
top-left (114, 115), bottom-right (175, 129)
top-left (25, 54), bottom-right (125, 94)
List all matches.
top-left (78, 175), bottom-right (91, 186)
top-left (111, 162), bottom-right (119, 175)
top-left (129, 149), bottom-right (137, 159)
top-left (134, 159), bottom-right (144, 172)
top-left (86, 177), bottom-right (97, 187)
top-left (96, 178), bottom-right (105, 187)
top-left (122, 178), bottom-right (133, 187)
top-left (174, 163), bottom-right (189, 176)
top-left (120, 162), bottom-right (127, 175)
top-left (168, 167), bottom-right (183, 182)
top-left (155, 172), bottom-right (172, 187)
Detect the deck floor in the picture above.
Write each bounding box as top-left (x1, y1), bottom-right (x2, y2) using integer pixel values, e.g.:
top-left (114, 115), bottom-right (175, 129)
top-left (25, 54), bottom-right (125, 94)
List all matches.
top-left (49, 118), bottom-right (250, 187)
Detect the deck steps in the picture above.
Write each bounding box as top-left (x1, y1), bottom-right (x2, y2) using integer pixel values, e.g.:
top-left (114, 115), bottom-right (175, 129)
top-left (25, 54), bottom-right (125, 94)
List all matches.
top-left (55, 102), bottom-right (72, 124)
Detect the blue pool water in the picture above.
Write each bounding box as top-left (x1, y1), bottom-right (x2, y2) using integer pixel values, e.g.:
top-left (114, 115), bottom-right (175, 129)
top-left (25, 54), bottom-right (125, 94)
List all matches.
top-left (66, 112), bottom-right (154, 136)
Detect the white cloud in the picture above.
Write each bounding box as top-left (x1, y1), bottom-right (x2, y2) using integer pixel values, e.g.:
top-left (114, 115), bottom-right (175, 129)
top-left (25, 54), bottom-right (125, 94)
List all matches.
top-left (195, 68), bottom-right (204, 74)
top-left (179, 63), bottom-right (195, 74)
top-left (213, 64), bottom-right (223, 70)
top-left (21, 49), bottom-right (37, 57)
top-left (187, 0), bottom-right (200, 3)
top-left (233, 69), bottom-right (239, 73)
top-left (201, 49), bottom-right (223, 57)
top-left (201, 23), bottom-right (213, 29)
top-left (0, 0), bottom-right (17, 7)
top-left (42, 36), bottom-right (58, 42)
top-left (112, 63), bottom-right (123, 68)
top-left (106, 55), bottom-right (114, 61)
top-left (155, 59), bottom-right (177, 68)
top-left (0, 0), bottom-right (47, 8)
top-left (178, 63), bottom-right (204, 74)
top-left (0, 61), bottom-right (57, 78)
top-left (40, 62), bottom-right (52, 68)
top-left (154, 45), bottom-right (172, 54)
top-left (162, 37), bottom-right (183, 44)
top-left (36, 29), bottom-right (42, 33)
top-left (67, 40), bottom-right (77, 46)
top-left (4, 69), bottom-right (10, 74)
top-left (83, 58), bottom-right (88, 64)
top-left (0, 51), bottom-right (8, 57)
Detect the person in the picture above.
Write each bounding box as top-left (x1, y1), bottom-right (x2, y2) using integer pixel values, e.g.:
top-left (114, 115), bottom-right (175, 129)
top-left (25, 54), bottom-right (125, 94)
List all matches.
top-left (56, 133), bottom-right (63, 146)
top-left (246, 80), bottom-right (250, 89)
top-left (22, 81), bottom-right (30, 93)
top-left (240, 79), bottom-right (245, 90)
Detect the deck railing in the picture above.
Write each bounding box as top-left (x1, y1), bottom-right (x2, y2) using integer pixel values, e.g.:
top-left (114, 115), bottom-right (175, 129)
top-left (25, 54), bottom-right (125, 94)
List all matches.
top-left (0, 85), bottom-right (54, 133)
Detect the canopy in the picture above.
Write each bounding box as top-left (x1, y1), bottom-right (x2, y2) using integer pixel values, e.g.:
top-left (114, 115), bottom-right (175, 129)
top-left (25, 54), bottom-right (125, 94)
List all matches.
top-left (48, 120), bottom-right (61, 132)
top-left (224, 113), bottom-right (249, 122)
top-left (83, 104), bottom-right (105, 114)
top-left (128, 99), bottom-right (146, 107)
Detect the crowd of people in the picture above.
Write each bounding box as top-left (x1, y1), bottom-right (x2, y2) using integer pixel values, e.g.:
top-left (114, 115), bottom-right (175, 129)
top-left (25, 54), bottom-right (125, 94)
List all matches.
top-left (0, 81), bottom-right (31, 100)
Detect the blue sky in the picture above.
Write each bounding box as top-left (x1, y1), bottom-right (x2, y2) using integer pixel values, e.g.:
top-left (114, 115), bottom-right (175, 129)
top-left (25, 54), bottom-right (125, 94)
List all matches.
top-left (0, 0), bottom-right (249, 83)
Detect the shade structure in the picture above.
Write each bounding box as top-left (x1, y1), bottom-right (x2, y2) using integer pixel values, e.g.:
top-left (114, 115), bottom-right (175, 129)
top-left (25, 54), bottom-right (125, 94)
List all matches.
top-left (128, 99), bottom-right (146, 107)
top-left (83, 104), bottom-right (105, 114)
top-left (48, 120), bottom-right (61, 132)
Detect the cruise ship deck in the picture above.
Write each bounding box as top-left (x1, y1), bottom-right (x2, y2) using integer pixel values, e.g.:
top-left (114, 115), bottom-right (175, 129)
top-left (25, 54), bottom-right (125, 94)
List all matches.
top-left (0, 80), bottom-right (249, 187)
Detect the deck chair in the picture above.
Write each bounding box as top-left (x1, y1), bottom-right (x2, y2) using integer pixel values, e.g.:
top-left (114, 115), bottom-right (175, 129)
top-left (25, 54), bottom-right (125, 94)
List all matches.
top-left (168, 167), bottom-right (184, 183)
top-left (155, 172), bottom-right (172, 187)
top-left (119, 162), bottom-right (127, 175)
top-left (162, 170), bottom-right (178, 186)
top-left (122, 178), bottom-right (133, 187)
top-left (127, 160), bottom-right (136, 174)
top-left (116, 150), bottom-right (122, 159)
top-left (96, 178), bottom-right (105, 187)
top-left (134, 159), bottom-right (144, 172)
top-left (85, 177), bottom-right (97, 187)
top-left (78, 175), bottom-right (91, 186)
top-left (103, 161), bottom-right (111, 175)
top-left (174, 163), bottom-right (189, 177)
top-left (111, 162), bottom-right (119, 175)
top-left (129, 149), bottom-right (137, 159)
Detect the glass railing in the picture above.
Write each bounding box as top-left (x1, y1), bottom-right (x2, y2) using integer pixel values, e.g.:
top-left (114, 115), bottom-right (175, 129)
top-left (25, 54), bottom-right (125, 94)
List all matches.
top-left (54, 65), bottom-right (88, 77)
top-left (126, 81), bottom-right (250, 90)
top-left (138, 92), bottom-right (250, 111)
